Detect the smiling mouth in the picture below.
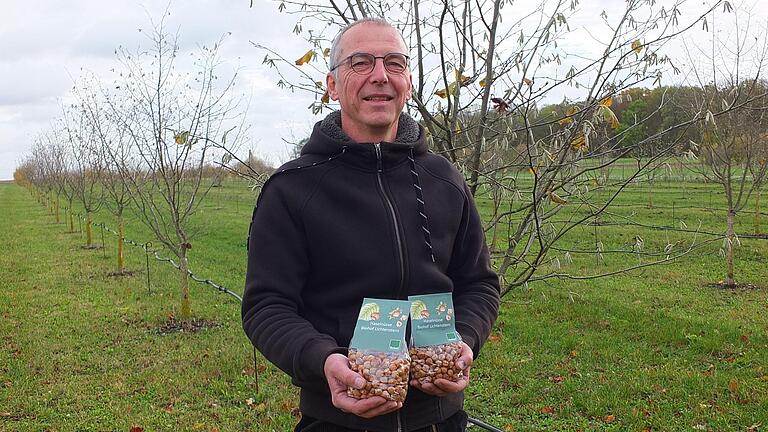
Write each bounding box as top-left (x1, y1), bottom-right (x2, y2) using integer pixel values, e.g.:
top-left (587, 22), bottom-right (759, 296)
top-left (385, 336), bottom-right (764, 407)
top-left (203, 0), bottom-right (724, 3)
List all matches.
top-left (363, 95), bottom-right (394, 101)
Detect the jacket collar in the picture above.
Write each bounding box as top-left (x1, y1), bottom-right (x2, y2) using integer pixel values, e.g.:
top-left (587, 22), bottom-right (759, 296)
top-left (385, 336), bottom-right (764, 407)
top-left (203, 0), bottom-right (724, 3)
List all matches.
top-left (301, 111), bottom-right (426, 171)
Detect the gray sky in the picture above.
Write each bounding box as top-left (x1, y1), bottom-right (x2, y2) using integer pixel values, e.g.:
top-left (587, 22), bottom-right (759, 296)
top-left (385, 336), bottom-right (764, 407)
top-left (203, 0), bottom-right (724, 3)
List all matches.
top-left (0, 0), bottom-right (323, 180)
top-left (1, 0), bottom-right (764, 180)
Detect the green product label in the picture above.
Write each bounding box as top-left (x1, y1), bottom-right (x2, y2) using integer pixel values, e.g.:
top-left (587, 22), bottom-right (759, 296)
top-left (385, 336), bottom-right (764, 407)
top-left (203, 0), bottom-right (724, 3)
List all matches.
top-left (349, 298), bottom-right (410, 352)
top-left (408, 293), bottom-right (460, 347)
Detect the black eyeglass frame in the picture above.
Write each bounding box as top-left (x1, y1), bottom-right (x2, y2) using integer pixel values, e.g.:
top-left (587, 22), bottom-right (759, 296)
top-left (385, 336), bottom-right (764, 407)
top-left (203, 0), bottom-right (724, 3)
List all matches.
top-left (329, 52), bottom-right (410, 74)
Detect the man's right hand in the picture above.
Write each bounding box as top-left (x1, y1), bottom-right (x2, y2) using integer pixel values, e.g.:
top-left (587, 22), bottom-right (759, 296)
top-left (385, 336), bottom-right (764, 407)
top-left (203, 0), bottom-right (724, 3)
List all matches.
top-left (324, 353), bottom-right (402, 419)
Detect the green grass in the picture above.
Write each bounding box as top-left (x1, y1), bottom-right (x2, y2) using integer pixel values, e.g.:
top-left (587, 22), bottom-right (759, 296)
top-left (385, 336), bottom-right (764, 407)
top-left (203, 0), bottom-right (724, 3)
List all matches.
top-left (2, 171), bottom-right (767, 431)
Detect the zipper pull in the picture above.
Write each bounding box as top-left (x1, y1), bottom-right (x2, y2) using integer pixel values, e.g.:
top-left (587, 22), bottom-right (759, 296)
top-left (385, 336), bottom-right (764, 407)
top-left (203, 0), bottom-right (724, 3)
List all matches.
top-left (374, 143), bottom-right (383, 173)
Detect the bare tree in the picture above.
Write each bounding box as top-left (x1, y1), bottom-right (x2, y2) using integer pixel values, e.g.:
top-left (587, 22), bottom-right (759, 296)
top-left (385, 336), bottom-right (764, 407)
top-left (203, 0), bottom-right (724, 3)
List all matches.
top-left (30, 136), bottom-right (67, 224)
top-left (76, 75), bottom-right (135, 275)
top-left (683, 5), bottom-right (768, 286)
top-left (108, 17), bottom-right (244, 318)
top-left (60, 101), bottom-right (106, 248)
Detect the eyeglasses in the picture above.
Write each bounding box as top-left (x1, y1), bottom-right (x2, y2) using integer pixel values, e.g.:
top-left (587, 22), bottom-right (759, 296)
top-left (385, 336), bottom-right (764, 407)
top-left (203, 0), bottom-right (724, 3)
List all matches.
top-left (330, 52), bottom-right (409, 75)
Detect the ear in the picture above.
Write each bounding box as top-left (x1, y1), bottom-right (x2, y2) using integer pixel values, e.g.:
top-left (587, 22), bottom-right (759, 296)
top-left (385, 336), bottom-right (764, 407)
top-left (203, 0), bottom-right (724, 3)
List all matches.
top-left (407, 74), bottom-right (414, 100)
top-left (327, 72), bottom-right (340, 101)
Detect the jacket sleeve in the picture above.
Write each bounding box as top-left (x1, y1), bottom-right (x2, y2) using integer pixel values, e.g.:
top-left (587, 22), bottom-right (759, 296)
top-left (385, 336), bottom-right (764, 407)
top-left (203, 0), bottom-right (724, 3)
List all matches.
top-left (447, 182), bottom-right (501, 358)
top-left (242, 178), bottom-right (345, 393)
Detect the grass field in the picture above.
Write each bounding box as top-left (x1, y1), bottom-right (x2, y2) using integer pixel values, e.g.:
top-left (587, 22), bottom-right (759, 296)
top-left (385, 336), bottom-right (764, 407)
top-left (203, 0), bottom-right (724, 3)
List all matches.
top-left (1, 171), bottom-right (767, 431)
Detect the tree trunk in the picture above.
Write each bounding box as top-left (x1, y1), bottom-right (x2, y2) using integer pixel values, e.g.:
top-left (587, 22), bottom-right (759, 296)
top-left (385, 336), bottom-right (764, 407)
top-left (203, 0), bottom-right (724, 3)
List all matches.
top-left (647, 179), bottom-right (653, 208)
top-left (117, 212), bottom-right (125, 273)
top-left (85, 211), bottom-right (93, 247)
top-left (55, 196), bottom-right (60, 224)
top-left (68, 206), bottom-right (74, 232)
top-left (179, 244), bottom-right (192, 319)
top-left (755, 190), bottom-right (762, 235)
top-left (725, 210), bottom-right (736, 286)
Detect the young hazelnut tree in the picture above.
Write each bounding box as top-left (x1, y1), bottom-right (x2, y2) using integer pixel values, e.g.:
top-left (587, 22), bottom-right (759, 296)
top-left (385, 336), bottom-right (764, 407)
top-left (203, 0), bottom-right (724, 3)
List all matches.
top-left (682, 6), bottom-right (768, 286)
top-left (59, 101), bottom-right (106, 249)
top-left (108, 18), bottom-right (244, 318)
top-left (74, 75), bottom-right (136, 275)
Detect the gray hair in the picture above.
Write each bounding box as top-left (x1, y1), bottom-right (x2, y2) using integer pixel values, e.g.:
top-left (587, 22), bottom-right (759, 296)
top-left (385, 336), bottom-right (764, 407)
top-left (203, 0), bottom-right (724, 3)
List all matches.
top-left (328, 18), bottom-right (407, 77)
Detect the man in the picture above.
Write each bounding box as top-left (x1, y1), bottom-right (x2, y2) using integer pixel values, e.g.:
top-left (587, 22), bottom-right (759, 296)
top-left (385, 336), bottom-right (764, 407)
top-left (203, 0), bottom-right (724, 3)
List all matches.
top-left (242, 17), bottom-right (500, 432)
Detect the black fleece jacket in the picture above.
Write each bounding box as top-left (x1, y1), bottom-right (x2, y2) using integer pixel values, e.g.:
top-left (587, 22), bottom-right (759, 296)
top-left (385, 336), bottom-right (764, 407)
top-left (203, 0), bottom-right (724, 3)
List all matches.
top-left (242, 112), bottom-right (500, 431)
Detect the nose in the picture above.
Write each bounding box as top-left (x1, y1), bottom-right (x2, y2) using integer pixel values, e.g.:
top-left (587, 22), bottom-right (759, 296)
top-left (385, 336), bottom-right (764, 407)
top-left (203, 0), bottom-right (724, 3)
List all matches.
top-left (367, 58), bottom-right (389, 83)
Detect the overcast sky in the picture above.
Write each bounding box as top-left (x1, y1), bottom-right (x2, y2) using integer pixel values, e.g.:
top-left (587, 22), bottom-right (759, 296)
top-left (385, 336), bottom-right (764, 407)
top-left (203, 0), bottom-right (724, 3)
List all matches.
top-left (0, 0), bottom-right (324, 180)
top-left (1, 0), bottom-right (764, 180)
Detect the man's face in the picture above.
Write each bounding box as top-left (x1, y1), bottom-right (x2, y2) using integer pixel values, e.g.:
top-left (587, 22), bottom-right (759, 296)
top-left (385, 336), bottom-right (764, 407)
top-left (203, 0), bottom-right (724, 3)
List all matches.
top-left (327, 23), bottom-right (412, 142)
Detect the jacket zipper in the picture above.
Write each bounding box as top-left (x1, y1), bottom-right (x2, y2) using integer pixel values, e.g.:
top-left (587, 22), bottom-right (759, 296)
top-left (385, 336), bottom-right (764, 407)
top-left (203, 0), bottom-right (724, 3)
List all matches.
top-left (375, 143), bottom-right (405, 432)
top-left (374, 143), bottom-right (406, 299)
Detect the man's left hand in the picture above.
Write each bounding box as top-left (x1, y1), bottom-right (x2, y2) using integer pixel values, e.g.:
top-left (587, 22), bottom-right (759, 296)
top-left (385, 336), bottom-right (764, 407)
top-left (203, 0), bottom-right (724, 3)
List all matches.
top-left (409, 341), bottom-right (473, 397)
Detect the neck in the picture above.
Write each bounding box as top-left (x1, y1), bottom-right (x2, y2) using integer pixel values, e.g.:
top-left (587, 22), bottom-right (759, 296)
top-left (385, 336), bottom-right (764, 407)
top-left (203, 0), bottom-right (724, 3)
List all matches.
top-left (340, 117), bottom-right (399, 143)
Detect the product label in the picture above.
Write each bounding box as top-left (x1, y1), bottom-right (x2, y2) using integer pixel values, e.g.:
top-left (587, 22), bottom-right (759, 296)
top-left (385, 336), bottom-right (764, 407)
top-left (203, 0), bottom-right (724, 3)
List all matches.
top-left (408, 293), bottom-right (460, 347)
top-left (349, 298), bottom-right (411, 352)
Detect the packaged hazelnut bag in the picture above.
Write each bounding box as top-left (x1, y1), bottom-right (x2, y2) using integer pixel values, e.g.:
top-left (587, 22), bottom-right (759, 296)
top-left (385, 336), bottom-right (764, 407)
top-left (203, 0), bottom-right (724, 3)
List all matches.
top-left (347, 298), bottom-right (411, 402)
top-left (408, 293), bottom-right (464, 384)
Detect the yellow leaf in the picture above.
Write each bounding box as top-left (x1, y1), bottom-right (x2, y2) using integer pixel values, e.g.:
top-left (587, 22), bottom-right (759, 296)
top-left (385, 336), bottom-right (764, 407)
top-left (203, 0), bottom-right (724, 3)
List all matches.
top-left (295, 50), bottom-right (315, 65)
top-left (559, 106), bottom-right (578, 125)
top-left (549, 191), bottom-right (568, 205)
top-left (323, 47), bottom-right (331, 57)
top-left (599, 97), bottom-right (613, 108)
top-left (174, 131), bottom-right (189, 145)
top-left (479, 79), bottom-right (487, 88)
top-left (435, 81), bottom-right (461, 99)
top-left (631, 39), bottom-right (642, 54)
top-left (321, 90), bottom-right (329, 104)
top-left (528, 167), bottom-right (538, 175)
top-left (571, 132), bottom-right (587, 151)
top-left (601, 105), bottom-right (620, 129)
top-left (523, 77), bottom-right (533, 86)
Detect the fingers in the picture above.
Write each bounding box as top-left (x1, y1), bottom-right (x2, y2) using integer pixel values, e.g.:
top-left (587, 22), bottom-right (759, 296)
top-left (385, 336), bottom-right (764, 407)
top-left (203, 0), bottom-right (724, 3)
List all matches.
top-left (325, 353), bottom-right (366, 390)
top-left (332, 391), bottom-right (402, 418)
top-left (324, 353), bottom-right (402, 418)
top-left (409, 379), bottom-right (449, 397)
top-left (456, 341), bottom-right (474, 371)
top-left (409, 346), bottom-right (473, 397)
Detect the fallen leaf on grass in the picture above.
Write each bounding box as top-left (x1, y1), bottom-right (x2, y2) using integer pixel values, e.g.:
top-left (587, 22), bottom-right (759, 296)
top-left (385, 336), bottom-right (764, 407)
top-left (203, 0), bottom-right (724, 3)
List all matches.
top-left (541, 406), bottom-right (555, 414)
top-left (129, 427), bottom-right (144, 432)
top-left (488, 334), bottom-right (501, 343)
top-left (728, 379), bottom-right (739, 393)
top-left (550, 375), bottom-right (565, 383)
top-left (603, 414), bottom-right (616, 423)
top-left (1, 412), bottom-right (12, 417)
top-left (504, 425), bottom-right (514, 431)
top-left (740, 334), bottom-right (749, 344)
top-left (163, 403), bottom-right (173, 413)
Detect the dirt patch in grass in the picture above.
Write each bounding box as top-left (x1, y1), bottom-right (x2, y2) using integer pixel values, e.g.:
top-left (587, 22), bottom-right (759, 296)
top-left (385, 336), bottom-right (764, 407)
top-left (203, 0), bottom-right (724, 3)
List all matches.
top-left (106, 270), bottom-right (138, 277)
top-left (156, 318), bottom-right (220, 335)
top-left (704, 281), bottom-right (761, 290)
